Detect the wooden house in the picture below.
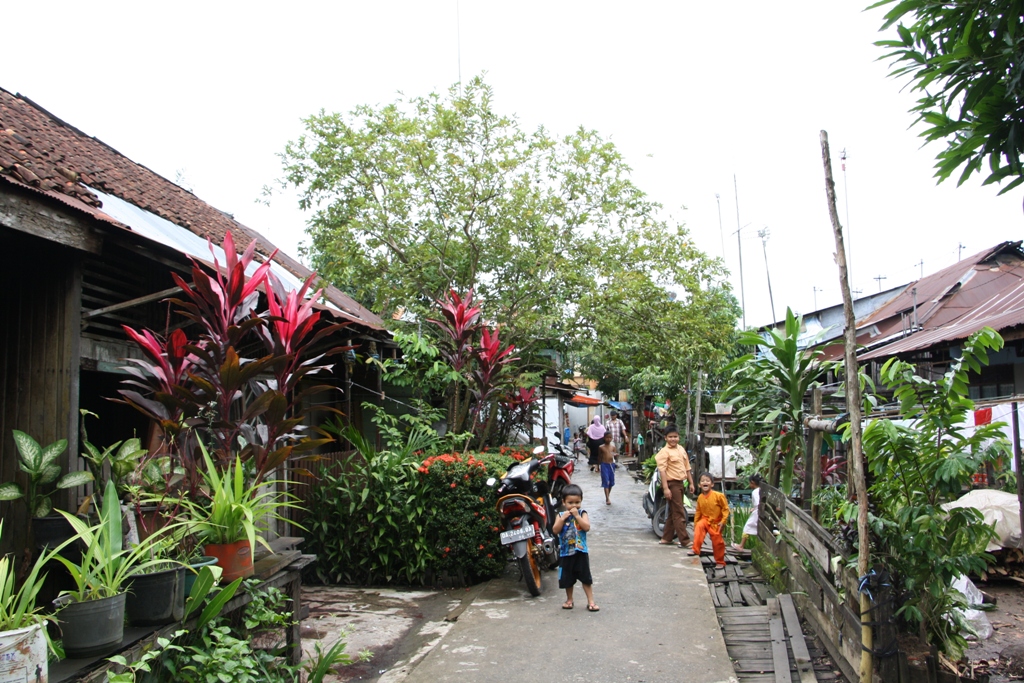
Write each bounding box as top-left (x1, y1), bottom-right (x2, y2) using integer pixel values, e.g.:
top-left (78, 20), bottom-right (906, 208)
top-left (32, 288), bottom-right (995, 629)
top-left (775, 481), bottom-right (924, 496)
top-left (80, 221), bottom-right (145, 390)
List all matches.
top-left (0, 88), bottom-right (389, 558)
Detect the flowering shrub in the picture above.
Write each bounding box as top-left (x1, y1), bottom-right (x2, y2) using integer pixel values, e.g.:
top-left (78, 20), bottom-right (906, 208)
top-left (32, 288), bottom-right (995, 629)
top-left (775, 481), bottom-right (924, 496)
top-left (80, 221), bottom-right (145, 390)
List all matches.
top-left (419, 449), bottom-right (530, 582)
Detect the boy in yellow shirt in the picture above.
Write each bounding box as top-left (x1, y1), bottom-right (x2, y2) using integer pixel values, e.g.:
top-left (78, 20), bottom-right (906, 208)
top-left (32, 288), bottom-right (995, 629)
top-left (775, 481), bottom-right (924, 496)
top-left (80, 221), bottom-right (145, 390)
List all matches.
top-left (687, 473), bottom-right (729, 568)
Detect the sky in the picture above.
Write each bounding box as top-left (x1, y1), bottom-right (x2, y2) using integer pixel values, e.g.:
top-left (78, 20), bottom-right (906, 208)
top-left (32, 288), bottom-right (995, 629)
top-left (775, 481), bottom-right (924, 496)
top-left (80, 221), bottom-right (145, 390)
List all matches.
top-left (5, 1), bottom-right (1022, 329)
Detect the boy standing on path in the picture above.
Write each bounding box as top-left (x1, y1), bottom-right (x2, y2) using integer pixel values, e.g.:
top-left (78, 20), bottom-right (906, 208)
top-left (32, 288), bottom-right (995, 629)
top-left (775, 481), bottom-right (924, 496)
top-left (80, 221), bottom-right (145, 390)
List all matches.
top-left (654, 426), bottom-right (694, 546)
top-left (689, 473), bottom-right (730, 568)
top-left (551, 484), bottom-right (599, 612)
top-left (598, 433), bottom-right (616, 505)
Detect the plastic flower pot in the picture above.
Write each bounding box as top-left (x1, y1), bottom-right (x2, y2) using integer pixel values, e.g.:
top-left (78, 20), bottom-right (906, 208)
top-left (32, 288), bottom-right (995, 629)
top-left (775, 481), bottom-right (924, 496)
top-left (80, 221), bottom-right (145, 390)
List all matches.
top-left (203, 540), bottom-right (253, 581)
top-left (0, 623), bottom-right (48, 681)
top-left (184, 555), bottom-right (219, 596)
top-left (53, 592), bottom-right (126, 658)
top-left (125, 564), bottom-right (186, 626)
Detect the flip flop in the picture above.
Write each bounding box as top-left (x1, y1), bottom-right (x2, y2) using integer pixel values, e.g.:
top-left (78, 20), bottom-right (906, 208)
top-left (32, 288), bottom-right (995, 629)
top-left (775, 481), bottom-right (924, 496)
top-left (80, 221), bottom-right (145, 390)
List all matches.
top-left (587, 604), bottom-right (600, 612)
top-left (562, 601), bottom-right (573, 610)
top-left (658, 540), bottom-right (674, 545)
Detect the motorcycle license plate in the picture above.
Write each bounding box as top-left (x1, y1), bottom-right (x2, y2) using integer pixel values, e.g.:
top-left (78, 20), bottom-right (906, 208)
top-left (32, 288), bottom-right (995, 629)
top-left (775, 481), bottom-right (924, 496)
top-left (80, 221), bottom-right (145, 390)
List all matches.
top-left (500, 526), bottom-right (534, 545)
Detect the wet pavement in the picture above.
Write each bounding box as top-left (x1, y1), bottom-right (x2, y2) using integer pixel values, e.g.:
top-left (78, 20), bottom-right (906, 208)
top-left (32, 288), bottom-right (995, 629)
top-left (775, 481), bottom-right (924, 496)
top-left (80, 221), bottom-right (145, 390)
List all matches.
top-left (301, 462), bottom-right (736, 683)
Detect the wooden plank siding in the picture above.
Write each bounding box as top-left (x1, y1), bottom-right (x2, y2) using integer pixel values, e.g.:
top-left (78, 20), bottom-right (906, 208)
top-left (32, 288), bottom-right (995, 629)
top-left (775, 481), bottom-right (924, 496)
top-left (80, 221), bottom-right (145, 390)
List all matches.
top-left (0, 228), bottom-right (83, 560)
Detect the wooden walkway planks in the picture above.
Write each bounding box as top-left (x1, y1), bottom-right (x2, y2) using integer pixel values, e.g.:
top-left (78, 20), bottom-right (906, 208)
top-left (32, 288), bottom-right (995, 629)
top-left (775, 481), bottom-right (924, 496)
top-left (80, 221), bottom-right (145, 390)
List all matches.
top-left (715, 589), bottom-right (840, 683)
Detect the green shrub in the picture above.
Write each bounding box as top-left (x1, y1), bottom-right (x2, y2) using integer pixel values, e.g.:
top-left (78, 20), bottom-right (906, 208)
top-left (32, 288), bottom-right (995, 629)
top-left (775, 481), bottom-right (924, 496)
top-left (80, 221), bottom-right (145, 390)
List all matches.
top-left (305, 427), bottom-right (433, 585)
top-left (418, 449), bottom-right (525, 582)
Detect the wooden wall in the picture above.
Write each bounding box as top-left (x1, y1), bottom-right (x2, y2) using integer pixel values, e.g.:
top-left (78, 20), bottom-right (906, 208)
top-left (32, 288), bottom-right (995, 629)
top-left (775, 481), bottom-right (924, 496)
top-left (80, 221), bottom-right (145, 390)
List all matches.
top-left (0, 227), bottom-right (82, 560)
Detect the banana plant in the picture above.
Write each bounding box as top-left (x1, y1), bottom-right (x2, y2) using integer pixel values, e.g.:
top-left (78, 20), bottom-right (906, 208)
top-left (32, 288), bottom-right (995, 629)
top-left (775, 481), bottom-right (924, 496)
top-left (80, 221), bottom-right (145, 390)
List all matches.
top-left (0, 430), bottom-right (93, 518)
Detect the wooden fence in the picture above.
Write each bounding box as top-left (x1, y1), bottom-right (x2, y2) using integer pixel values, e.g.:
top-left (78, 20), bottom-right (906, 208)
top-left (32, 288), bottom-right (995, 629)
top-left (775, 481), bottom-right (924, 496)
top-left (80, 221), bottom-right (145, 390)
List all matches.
top-left (756, 484), bottom-right (984, 683)
top-left (757, 483), bottom-right (864, 683)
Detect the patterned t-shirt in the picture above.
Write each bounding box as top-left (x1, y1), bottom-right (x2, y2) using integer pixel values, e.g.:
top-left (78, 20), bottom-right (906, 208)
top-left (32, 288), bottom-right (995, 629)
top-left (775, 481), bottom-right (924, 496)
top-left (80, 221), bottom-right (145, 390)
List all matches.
top-left (559, 511), bottom-right (589, 556)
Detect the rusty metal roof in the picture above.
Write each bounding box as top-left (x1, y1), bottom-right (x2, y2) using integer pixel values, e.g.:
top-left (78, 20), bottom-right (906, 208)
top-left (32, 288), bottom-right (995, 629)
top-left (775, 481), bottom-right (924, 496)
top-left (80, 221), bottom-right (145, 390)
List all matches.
top-left (858, 241), bottom-right (1024, 360)
top-left (0, 87), bottom-right (384, 331)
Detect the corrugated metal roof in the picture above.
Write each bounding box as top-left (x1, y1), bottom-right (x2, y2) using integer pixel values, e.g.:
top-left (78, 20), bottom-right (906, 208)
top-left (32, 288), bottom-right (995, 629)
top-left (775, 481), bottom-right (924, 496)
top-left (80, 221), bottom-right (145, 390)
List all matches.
top-left (858, 242), bottom-right (1024, 360)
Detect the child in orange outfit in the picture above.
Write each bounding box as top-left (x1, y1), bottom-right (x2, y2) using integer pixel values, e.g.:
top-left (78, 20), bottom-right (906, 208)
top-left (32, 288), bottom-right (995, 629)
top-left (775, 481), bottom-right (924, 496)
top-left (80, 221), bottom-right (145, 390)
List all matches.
top-left (688, 473), bottom-right (729, 568)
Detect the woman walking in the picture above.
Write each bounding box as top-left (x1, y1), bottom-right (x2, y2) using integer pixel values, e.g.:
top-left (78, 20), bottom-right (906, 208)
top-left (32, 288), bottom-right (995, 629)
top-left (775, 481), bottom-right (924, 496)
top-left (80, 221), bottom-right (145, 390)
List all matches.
top-left (586, 416), bottom-right (606, 472)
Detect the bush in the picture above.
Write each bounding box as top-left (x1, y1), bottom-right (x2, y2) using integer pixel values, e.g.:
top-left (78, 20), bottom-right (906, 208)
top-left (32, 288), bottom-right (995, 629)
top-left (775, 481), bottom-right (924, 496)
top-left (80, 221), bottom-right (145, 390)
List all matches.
top-left (305, 428), bottom-right (433, 585)
top-left (419, 447), bottom-right (531, 582)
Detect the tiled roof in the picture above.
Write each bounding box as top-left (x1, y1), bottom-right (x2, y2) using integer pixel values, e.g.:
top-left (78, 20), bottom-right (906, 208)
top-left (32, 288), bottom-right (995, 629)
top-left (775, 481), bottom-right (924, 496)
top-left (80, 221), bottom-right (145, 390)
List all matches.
top-left (0, 87), bottom-right (383, 330)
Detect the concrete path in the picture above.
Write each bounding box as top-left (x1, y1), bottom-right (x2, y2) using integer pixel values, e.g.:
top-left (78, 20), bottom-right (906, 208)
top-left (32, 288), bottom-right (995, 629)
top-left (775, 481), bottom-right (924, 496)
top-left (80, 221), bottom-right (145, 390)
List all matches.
top-left (399, 464), bottom-right (737, 683)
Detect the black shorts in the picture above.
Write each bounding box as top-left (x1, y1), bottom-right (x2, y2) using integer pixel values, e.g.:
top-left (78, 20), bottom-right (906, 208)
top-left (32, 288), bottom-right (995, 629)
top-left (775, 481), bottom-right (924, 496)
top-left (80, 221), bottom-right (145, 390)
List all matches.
top-left (558, 552), bottom-right (592, 588)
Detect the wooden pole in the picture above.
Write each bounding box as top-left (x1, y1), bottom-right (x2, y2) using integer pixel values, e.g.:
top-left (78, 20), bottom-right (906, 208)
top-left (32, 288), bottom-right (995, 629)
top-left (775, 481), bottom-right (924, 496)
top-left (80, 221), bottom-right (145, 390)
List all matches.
top-left (810, 388), bottom-right (824, 520)
top-left (820, 130), bottom-right (872, 683)
top-left (692, 370), bottom-right (703, 440)
top-left (1012, 403), bottom-right (1024, 547)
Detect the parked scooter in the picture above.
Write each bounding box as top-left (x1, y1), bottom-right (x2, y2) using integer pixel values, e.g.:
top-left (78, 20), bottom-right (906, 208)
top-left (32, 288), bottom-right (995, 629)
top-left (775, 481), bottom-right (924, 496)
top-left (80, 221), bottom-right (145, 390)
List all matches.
top-left (643, 468), bottom-right (669, 536)
top-left (487, 446), bottom-right (561, 596)
top-left (642, 468), bottom-right (695, 537)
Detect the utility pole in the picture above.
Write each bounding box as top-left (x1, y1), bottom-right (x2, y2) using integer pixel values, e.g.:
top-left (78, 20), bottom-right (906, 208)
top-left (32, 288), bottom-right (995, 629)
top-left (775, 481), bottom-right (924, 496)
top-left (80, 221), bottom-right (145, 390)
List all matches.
top-left (959, 242), bottom-right (965, 261)
top-left (813, 286), bottom-right (821, 311)
top-left (874, 274), bottom-right (887, 292)
top-left (758, 227), bottom-right (776, 324)
top-left (716, 193), bottom-right (726, 261)
top-left (734, 175), bottom-right (746, 329)
top-left (915, 259), bottom-right (924, 279)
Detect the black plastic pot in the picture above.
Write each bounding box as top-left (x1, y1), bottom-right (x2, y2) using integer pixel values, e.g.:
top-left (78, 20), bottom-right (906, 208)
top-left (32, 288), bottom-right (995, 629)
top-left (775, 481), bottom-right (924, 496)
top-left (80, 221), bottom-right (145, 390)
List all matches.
top-left (125, 564), bottom-right (186, 626)
top-left (53, 592), bottom-right (126, 658)
top-left (32, 515), bottom-right (76, 551)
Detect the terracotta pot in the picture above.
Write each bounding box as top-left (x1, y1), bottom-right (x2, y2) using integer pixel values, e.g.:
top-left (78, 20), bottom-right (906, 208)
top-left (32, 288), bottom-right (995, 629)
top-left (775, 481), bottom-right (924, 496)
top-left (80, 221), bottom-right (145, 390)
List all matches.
top-left (203, 540), bottom-right (253, 581)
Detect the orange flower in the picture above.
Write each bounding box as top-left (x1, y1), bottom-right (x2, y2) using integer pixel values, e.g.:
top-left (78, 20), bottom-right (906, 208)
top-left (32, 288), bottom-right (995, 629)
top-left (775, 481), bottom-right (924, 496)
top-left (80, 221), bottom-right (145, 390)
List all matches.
top-left (450, 482), bottom-right (457, 488)
top-left (478, 544), bottom-right (484, 550)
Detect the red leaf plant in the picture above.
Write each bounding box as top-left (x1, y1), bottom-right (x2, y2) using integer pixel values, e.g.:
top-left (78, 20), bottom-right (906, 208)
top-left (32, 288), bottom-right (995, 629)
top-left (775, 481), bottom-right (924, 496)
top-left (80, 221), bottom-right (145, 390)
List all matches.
top-left (119, 231), bottom-right (343, 488)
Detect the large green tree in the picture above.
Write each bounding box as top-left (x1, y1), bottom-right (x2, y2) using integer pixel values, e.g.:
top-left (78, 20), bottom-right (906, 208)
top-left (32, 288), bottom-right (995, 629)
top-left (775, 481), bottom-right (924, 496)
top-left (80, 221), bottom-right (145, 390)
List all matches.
top-left (873, 0), bottom-right (1024, 194)
top-left (277, 76), bottom-right (736, 378)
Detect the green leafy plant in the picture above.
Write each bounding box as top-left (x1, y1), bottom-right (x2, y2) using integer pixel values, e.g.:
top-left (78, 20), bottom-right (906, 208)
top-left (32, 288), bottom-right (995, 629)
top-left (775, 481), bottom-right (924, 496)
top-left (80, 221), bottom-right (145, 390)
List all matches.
top-left (184, 442), bottom-right (302, 552)
top-left (860, 327), bottom-right (1007, 658)
top-left (725, 308), bottom-right (831, 495)
top-left (0, 430), bottom-right (93, 518)
top-left (52, 480), bottom-right (165, 602)
top-left (0, 520), bottom-right (53, 634)
top-left (725, 505), bottom-right (752, 546)
top-left (812, 483), bottom-right (849, 530)
top-left (871, 0), bottom-right (1024, 194)
top-left (306, 424), bottom-right (434, 585)
top-left (80, 410), bottom-right (148, 510)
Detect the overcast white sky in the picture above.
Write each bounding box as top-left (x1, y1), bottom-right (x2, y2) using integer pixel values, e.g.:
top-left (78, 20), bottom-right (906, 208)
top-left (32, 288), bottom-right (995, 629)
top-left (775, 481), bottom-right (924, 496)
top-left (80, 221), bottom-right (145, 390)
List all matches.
top-left (6, 1), bottom-right (1022, 328)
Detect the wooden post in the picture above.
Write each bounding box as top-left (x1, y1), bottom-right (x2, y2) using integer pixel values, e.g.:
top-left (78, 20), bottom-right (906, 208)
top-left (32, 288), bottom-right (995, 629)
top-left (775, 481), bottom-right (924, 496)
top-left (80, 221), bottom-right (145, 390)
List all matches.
top-left (821, 130), bottom-right (873, 683)
top-left (1013, 403), bottom-right (1024, 547)
top-left (803, 419), bottom-right (814, 510)
top-left (810, 388), bottom-right (823, 519)
top-left (692, 370), bottom-right (703, 440)
top-left (685, 368), bottom-right (693, 440)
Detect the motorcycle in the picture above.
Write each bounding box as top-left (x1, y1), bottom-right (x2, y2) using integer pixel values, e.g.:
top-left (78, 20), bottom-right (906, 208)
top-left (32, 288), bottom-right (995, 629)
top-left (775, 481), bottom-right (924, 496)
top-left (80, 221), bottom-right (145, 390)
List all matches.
top-left (642, 468), bottom-right (694, 537)
top-left (487, 446), bottom-right (562, 596)
top-left (546, 440), bottom-right (576, 509)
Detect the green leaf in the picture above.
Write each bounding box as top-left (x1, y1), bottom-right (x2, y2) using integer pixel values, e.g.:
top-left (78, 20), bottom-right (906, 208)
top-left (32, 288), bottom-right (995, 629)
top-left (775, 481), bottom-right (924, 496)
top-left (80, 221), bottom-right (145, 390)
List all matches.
top-left (56, 470), bottom-right (95, 489)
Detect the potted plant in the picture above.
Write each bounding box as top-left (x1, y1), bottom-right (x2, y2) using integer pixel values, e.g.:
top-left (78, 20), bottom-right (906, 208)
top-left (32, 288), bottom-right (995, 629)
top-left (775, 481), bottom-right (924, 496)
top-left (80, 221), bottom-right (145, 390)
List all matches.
top-left (50, 480), bottom-right (164, 658)
top-left (0, 521), bottom-right (55, 680)
top-left (184, 444), bottom-right (301, 581)
top-left (0, 430), bottom-right (94, 553)
top-left (79, 410), bottom-right (148, 512)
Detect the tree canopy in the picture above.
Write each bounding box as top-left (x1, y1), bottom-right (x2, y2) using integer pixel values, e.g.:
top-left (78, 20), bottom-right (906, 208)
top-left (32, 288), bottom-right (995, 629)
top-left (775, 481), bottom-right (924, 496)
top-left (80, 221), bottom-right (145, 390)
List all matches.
top-left (873, 0), bottom-right (1024, 194)
top-left (276, 76), bottom-right (737, 389)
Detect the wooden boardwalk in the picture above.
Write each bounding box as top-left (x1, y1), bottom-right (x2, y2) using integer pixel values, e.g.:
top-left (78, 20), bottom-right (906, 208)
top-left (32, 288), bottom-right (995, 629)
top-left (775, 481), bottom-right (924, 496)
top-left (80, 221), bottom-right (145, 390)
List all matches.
top-left (698, 551), bottom-right (845, 683)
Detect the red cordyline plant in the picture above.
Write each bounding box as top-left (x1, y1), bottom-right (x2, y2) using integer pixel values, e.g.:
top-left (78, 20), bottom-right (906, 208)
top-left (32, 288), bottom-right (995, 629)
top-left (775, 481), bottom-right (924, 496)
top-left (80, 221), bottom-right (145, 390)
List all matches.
top-left (428, 290), bottom-right (483, 434)
top-left (497, 387), bottom-right (539, 444)
top-left (428, 290), bottom-right (520, 448)
top-left (119, 231), bottom-right (343, 488)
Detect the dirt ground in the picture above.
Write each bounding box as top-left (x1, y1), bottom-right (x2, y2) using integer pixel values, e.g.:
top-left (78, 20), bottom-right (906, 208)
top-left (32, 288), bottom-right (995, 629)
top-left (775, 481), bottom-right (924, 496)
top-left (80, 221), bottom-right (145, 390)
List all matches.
top-left (966, 581), bottom-right (1024, 682)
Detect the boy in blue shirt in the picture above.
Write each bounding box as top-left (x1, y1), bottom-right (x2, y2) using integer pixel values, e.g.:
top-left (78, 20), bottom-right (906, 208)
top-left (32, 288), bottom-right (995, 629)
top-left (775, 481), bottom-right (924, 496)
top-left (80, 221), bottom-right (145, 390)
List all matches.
top-left (551, 484), bottom-right (599, 612)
